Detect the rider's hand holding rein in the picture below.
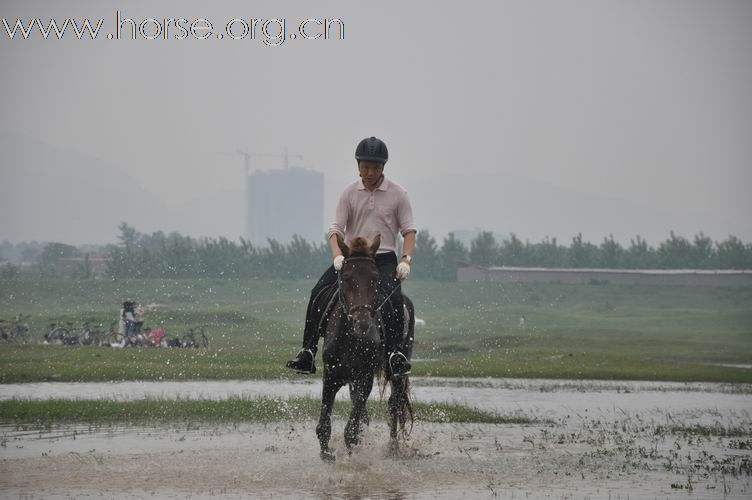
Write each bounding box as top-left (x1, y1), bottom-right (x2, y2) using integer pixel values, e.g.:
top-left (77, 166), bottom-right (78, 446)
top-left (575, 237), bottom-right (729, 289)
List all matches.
top-left (397, 255), bottom-right (411, 280)
top-left (333, 255), bottom-right (345, 271)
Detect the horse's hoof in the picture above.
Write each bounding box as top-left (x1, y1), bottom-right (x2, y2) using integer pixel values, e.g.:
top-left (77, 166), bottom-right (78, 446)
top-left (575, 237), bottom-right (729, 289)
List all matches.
top-left (320, 450), bottom-right (336, 463)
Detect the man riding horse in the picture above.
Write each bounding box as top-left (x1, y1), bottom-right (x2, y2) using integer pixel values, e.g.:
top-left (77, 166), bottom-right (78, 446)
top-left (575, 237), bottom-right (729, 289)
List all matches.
top-left (286, 136), bottom-right (416, 377)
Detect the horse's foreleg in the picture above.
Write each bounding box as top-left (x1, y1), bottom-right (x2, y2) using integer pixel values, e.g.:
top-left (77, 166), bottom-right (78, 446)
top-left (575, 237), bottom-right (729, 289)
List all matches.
top-left (344, 377), bottom-right (374, 451)
top-left (388, 376), bottom-right (407, 454)
top-left (316, 376), bottom-right (342, 462)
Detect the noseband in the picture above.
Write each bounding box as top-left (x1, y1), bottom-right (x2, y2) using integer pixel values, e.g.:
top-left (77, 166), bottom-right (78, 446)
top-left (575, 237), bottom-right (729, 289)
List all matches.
top-left (337, 256), bottom-right (377, 321)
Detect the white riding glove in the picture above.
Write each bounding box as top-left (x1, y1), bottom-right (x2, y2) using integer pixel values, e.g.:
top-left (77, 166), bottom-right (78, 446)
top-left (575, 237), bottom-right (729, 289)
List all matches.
top-left (333, 255), bottom-right (345, 271)
top-left (396, 261), bottom-right (411, 280)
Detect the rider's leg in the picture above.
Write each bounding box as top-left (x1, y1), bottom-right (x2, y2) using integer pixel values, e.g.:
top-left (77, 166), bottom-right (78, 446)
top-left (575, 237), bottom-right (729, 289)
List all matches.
top-left (376, 253), bottom-right (410, 376)
top-left (303, 265), bottom-right (338, 354)
top-left (287, 265), bottom-right (338, 373)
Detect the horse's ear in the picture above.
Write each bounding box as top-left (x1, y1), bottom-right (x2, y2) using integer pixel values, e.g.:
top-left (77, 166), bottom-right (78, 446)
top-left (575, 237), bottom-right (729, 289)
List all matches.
top-left (336, 233), bottom-right (349, 258)
top-left (369, 234), bottom-right (381, 257)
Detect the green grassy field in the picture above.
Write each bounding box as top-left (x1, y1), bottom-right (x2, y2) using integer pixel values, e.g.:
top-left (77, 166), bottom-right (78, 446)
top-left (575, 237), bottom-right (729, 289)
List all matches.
top-left (1, 277), bottom-right (751, 383)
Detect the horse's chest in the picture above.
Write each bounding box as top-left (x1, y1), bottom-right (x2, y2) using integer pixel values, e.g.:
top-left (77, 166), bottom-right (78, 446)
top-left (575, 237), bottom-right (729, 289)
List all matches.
top-left (323, 337), bottom-right (382, 375)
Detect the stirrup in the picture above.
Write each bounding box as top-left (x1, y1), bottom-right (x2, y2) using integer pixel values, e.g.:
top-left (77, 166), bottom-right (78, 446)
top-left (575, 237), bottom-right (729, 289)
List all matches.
top-left (388, 351), bottom-right (411, 377)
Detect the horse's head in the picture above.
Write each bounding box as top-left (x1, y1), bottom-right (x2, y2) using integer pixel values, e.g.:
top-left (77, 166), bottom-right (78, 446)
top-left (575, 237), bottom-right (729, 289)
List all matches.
top-left (336, 234), bottom-right (381, 336)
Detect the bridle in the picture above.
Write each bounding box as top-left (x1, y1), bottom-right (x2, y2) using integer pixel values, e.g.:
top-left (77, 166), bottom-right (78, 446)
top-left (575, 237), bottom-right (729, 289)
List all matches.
top-left (337, 257), bottom-right (376, 321)
top-left (337, 256), bottom-right (401, 322)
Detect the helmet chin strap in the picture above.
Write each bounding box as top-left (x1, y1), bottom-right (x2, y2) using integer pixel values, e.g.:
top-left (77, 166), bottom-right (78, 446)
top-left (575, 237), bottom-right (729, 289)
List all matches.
top-left (363, 174), bottom-right (384, 190)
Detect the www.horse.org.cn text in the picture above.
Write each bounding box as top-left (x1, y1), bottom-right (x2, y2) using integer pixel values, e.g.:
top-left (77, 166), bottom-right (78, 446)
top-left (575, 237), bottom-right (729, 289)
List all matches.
top-left (2, 11), bottom-right (346, 46)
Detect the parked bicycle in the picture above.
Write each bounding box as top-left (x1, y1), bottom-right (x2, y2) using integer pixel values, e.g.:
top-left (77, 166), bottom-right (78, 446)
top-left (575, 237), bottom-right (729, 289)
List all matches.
top-left (183, 325), bottom-right (209, 349)
top-left (44, 319), bottom-right (79, 345)
top-left (162, 326), bottom-right (209, 349)
top-left (80, 320), bottom-right (109, 346)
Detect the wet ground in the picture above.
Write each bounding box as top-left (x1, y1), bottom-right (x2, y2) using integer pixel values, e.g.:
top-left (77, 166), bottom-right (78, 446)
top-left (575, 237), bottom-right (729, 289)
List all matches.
top-left (1, 378), bottom-right (751, 499)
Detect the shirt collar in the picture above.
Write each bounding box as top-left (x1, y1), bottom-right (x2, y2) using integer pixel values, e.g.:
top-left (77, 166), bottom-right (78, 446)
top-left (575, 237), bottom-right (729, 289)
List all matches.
top-left (358, 176), bottom-right (389, 192)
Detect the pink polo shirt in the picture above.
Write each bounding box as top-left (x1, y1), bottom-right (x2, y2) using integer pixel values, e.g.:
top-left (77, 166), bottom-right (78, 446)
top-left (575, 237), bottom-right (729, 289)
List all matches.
top-left (327, 176), bottom-right (417, 254)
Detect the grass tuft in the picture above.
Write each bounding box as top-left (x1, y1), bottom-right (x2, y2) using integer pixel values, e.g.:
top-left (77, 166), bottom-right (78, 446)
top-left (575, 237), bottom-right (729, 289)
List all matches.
top-left (0, 397), bottom-right (538, 427)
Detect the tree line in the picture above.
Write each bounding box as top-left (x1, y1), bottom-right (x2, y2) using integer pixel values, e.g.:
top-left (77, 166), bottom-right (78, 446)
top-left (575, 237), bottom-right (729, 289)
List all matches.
top-left (106, 223), bottom-right (330, 280)
top-left (2, 223), bottom-right (751, 281)
top-left (411, 231), bottom-right (752, 280)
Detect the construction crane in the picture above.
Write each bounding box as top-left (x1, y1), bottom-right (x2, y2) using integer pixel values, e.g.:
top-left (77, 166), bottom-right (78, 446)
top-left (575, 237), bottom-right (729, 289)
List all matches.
top-left (217, 147), bottom-right (304, 176)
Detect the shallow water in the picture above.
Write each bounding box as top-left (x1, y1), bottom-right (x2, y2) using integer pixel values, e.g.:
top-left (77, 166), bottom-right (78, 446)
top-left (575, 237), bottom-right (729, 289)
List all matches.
top-left (2, 378), bottom-right (751, 498)
top-left (1, 419), bottom-right (750, 499)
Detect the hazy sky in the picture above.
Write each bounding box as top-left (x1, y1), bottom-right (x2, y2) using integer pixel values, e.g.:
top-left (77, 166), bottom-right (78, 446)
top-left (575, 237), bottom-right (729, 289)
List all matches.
top-left (1, 0), bottom-right (750, 246)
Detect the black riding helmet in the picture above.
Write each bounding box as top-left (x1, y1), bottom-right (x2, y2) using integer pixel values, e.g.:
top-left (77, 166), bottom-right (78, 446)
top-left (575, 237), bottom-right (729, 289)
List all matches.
top-left (355, 136), bottom-right (388, 165)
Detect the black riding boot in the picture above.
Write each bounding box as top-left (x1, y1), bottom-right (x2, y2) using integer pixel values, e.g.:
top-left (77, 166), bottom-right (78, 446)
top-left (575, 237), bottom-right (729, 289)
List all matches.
top-left (286, 348), bottom-right (316, 374)
top-left (287, 316), bottom-right (319, 373)
top-left (379, 273), bottom-right (411, 378)
top-left (286, 265), bottom-right (337, 374)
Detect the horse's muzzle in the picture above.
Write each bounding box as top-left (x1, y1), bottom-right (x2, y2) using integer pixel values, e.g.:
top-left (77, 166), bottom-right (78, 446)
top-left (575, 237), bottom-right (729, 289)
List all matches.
top-left (356, 318), bottom-right (371, 333)
top-left (349, 305), bottom-right (376, 335)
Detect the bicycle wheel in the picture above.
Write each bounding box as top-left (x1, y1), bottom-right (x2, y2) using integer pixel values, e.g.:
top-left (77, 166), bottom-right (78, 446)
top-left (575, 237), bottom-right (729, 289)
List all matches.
top-left (48, 327), bottom-right (69, 344)
top-left (107, 331), bottom-right (125, 347)
top-left (81, 330), bottom-right (93, 345)
top-left (63, 331), bottom-right (80, 345)
top-left (86, 330), bottom-right (103, 346)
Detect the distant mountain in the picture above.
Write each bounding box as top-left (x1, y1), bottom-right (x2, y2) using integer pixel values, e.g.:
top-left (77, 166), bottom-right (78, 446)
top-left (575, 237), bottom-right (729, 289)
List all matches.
top-left (0, 132), bottom-right (177, 244)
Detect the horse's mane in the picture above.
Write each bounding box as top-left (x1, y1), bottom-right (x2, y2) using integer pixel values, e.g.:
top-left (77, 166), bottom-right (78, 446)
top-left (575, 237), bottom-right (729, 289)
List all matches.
top-left (348, 237), bottom-right (372, 258)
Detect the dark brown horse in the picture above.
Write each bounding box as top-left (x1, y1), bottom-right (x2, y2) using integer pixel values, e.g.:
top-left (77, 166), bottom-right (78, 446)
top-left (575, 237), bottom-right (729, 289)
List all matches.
top-left (315, 234), bottom-right (415, 462)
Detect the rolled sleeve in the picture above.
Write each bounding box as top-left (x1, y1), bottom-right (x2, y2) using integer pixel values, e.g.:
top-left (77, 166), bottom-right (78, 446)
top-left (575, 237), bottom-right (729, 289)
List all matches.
top-left (397, 192), bottom-right (417, 236)
top-left (326, 191), bottom-right (348, 239)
